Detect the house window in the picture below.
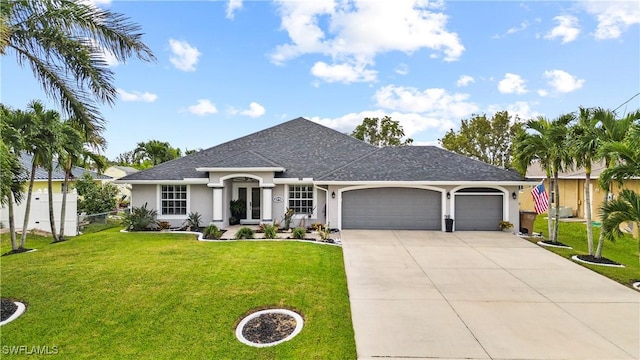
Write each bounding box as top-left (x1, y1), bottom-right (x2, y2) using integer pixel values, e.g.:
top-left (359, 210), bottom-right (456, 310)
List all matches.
top-left (161, 185), bottom-right (187, 215)
top-left (289, 185), bottom-right (314, 215)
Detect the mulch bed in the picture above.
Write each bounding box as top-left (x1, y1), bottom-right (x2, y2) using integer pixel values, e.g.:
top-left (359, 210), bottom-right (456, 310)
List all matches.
top-left (241, 312), bottom-right (297, 344)
top-left (539, 240), bottom-right (571, 247)
top-left (1, 298), bottom-right (18, 322)
top-left (575, 254), bottom-right (622, 266)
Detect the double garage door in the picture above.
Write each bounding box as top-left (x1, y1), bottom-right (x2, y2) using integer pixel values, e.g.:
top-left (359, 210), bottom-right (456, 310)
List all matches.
top-left (342, 188), bottom-right (441, 230)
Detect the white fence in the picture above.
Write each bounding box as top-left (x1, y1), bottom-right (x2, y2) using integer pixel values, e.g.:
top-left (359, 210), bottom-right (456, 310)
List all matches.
top-left (0, 190), bottom-right (78, 236)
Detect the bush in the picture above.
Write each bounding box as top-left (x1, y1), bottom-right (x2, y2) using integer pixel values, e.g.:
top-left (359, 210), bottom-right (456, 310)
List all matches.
top-left (157, 221), bottom-right (171, 230)
top-left (122, 203), bottom-right (158, 231)
top-left (203, 224), bottom-right (223, 240)
top-left (235, 226), bottom-right (254, 239)
top-left (183, 212), bottom-right (202, 231)
top-left (76, 173), bottom-right (118, 214)
top-left (318, 223), bottom-right (331, 241)
top-left (262, 224), bottom-right (277, 239)
top-left (292, 227), bottom-right (306, 239)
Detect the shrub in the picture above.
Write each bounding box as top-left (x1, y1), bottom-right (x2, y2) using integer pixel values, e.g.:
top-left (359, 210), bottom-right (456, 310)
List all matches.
top-left (122, 203), bottom-right (157, 231)
top-left (235, 226), bottom-right (254, 239)
top-left (318, 223), bottom-right (331, 241)
top-left (183, 212), bottom-right (202, 231)
top-left (76, 173), bottom-right (118, 214)
top-left (311, 222), bottom-right (324, 231)
top-left (203, 224), bottom-right (223, 239)
top-left (283, 208), bottom-right (294, 229)
top-left (292, 227), bottom-right (306, 239)
top-left (262, 224), bottom-right (277, 239)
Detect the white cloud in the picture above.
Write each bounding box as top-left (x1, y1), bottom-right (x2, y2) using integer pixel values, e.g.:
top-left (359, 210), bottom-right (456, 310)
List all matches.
top-left (241, 102), bottom-right (266, 118)
top-left (78, 0), bottom-right (111, 7)
top-left (544, 15), bottom-right (580, 43)
top-left (168, 39), bottom-right (201, 72)
top-left (537, 89), bottom-right (549, 97)
top-left (226, 0), bottom-right (242, 19)
top-left (188, 99), bottom-right (218, 115)
top-left (493, 21), bottom-right (529, 39)
top-left (456, 75), bottom-right (474, 87)
top-left (487, 101), bottom-right (540, 122)
top-left (271, 0), bottom-right (464, 83)
top-left (86, 38), bottom-right (118, 67)
top-left (310, 61), bottom-right (377, 83)
top-left (498, 73), bottom-right (528, 94)
top-left (395, 63), bottom-right (409, 75)
top-left (543, 69), bottom-right (585, 93)
top-left (117, 89), bottom-right (158, 103)
top-left (374, 85), bottom-right (478, 119)
top-left (582, 1), bottom-right (640, 40)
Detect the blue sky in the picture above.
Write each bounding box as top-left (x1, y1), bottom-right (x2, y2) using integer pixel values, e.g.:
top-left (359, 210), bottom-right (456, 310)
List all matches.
top-left (2, 0), bottom-right (639, 160)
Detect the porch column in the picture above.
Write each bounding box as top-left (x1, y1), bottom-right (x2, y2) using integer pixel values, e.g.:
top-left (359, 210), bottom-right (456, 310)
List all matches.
top-left (212, 186), bottom-right (224, 225)
top-left (262, 187), bottom-right (273, 223)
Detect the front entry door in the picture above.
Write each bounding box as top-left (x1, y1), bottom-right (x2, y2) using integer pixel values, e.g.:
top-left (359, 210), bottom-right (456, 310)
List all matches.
top-left (238, 186), bottom-right (261, 223)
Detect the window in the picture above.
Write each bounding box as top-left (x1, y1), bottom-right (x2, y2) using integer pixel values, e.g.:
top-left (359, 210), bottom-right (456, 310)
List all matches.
top-left (289, 185), bottom-right (314, 215)
top-left (161, 185), bottom-right (187, 215)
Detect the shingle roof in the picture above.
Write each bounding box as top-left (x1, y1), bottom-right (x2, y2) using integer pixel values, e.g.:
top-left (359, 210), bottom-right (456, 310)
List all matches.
top-left (121, 117), bottom-right (524, 183)
top-left (526, 160), bottom-right (607, 179)
top-left (317, 146), bottom-right (525, 181)
top-left (19, 153), bottom-right (111, 181)
top-left (111, 166), bottom-right (139, 175)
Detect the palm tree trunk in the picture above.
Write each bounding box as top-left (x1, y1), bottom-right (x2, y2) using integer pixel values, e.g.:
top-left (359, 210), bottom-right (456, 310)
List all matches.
top-left (595, 187), bottom-right (609, 258)
top-left (47, 168), bottom-right (59, 242)
top-left (585, 166), bottom-right (594, 256)
top-left (553, 172), bottom-right (561, 242)
top-left (546, 176), bottom-right (553, 240)
top-left (59, 159), bottom-right (71, 239)
top-left (20, 162), bottom-right (37, 249)
top-left (8, 191), bottom-right (18, 251)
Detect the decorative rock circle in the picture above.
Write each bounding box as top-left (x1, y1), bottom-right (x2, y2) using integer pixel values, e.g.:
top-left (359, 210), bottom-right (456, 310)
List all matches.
top-left (633, 282), bottom-right (640, 291)
top-left (0, 301), bottom-right (26, 327)
top-left (236, 309), bottom-right (303, 347)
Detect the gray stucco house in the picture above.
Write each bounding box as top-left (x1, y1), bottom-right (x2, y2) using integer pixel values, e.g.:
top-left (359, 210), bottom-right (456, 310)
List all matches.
top-left (118, 118), bottom-right (529, 231)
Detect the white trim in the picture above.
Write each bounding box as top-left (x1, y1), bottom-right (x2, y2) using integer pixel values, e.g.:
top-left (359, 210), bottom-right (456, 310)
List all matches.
top-left (118, 179), bottom-right (207, 185)
top-left (208, 173), bottom-right (274, 188)
top-left (156, 184), bottom-right (190, 220)
top-left (196, 167), bottom-right (285, 172)
top-left (450, 185), bottom-right (509, 230)
top-left (315, 180), bottom-right (536, 186)
top-left (274, 177), bottom-right (315, 184)
top-left (314, 185), bottom-right (328, 224)
top-left (337, 185), bottom-right (447, 231)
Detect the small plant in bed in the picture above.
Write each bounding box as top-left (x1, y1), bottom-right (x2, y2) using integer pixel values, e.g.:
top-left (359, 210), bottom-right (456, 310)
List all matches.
top-left (122, 203), bottom-right (158, 231)
top-left (262, 224), bottom-right (278, 239)
top-left (235, 226), bottom-right (254, 239)
top-left (203, 225), bottom-right (224, 240)
top-left (183, 212), bottom-right (202, 231)
top-left (292, 227), bottom-right (306, 240)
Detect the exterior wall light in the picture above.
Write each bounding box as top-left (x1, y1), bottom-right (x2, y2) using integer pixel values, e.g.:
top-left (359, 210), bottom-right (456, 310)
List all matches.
top-left (446, 192), bottom-right (451, 199)
top-left (512, 192), bottom-right (517, 200)
top-left (331, 191), bottom-right (336, 199)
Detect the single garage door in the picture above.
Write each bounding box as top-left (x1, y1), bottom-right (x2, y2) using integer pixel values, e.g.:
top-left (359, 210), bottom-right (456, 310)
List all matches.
top-left (342, 187), bottom-right (441, 230)
top-left (454, 194), bottom-right (503, 231)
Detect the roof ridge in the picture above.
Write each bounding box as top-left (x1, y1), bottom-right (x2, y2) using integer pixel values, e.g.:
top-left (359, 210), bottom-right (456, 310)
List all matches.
top-left (245, 150), bottom-right (284, 168)
top-left (316, 146), bottom-right (384, 180)
top-left (429, 146), bottom-right (525, 177)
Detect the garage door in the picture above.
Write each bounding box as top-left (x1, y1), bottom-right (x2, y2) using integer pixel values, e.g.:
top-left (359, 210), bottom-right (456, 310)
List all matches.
top-left (454, 194), bottom-right (503, 231)
top-left (342, 188), bottom-right (441, 230)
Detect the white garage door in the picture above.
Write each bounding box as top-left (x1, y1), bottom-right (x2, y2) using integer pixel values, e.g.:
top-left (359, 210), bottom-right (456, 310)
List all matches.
top-left (342, 188), bottom-right (441, 230)
top-left (454, 194), bottom-right (503, 231)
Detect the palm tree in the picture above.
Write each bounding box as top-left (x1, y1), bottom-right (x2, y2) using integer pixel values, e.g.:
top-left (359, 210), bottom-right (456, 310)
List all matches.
top-left (568, 107), bottom-right (601, 255)
top-left (600, 190), bottom-right (640, 264)
top-left (134, 140), bottom-right (178, 166)
top-left (513, 114), bottom-right (574, 242)
top-left (2, 0), bottom-right (155, 139)
top-left (0, 105), bottom-right (27, 251)
top-left (593, 109), bottom-right (640, 258)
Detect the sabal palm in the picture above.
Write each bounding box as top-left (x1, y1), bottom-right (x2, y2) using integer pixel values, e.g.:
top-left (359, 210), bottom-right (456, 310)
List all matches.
top-left (513, 114), bottom-right (574, 242)
top-left (1, 0), bottom-right (155, 138)
top-left (568, 107), bottom-right (601, 255)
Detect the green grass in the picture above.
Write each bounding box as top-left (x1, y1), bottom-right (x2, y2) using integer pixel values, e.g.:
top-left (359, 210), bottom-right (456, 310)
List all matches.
top-left (0, 228), bottom-right (356, 359)
top-left (530, 216), bottom-right (640, 288)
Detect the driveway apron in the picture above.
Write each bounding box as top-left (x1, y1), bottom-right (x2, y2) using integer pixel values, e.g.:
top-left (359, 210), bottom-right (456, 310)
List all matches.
top-left (341, 230), bottom-right (640, 360)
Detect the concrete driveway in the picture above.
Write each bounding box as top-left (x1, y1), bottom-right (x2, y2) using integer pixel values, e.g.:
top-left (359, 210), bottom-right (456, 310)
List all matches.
top-left (341, 230), bottom-right (640, 360)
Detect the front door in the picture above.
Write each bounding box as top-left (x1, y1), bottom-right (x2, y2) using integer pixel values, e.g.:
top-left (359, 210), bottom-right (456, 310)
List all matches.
top-left (238, 186), bottom-right (261, 223)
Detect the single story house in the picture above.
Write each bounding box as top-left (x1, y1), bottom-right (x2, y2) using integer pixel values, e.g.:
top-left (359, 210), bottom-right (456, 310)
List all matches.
top-left (118, 118), bottom-right (531, 231)
top-left (103, 165), bottom-right (139, 202)
top-left (521, 161), bottom-right (640, 220)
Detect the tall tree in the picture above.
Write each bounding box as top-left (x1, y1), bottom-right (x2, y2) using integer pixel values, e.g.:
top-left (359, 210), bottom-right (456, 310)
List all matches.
top-left (593, 108), bottom-right (640, 258)
top-left (351, 116), bottom-right (413, 146)
top-left (0, 105), bottom-right (27, 251)
top-left (513, 114), bottom-right (574, 243)
top-left (133, 140), bottom-right (181, 166)
top-left (440, 111), bottom-right (524, 168)
top-left (2, 0), bottom-right (155, 141)
top-left (568, 107), bottom-right (601, 255)
top-left (55, 121), bottom-right (84, 241)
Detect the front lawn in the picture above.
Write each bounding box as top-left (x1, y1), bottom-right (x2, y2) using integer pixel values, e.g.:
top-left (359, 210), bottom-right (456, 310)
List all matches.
top-left (531, 216), bottom-right (640, 289)
top-left (0, 229), bottom-right (356, 359)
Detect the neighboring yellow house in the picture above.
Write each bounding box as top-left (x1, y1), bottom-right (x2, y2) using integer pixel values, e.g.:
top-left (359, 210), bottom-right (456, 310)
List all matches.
top-left (103, 166), bottom-right (138, 200)
top-left (521, 160), bottom-right (640, 222)
top-left (19, 153), bottom-right (110, 193)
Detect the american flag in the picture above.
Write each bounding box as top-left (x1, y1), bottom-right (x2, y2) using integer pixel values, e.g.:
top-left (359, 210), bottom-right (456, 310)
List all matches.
top-left (531, 182), bottom-right (549, 214)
